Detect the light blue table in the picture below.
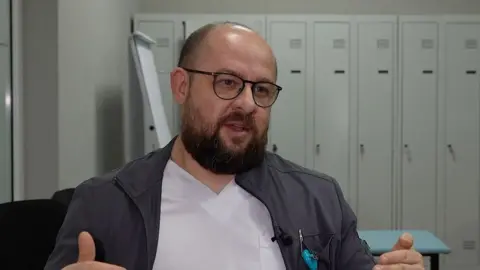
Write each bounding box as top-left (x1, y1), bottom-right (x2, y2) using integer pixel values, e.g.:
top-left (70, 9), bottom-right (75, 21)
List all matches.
top-left (359, 230), bottom-right (451, 270)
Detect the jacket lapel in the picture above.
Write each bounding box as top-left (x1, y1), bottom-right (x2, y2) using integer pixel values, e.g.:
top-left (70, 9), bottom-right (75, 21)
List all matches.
top-left (115, 137), bottom-right (177, 269)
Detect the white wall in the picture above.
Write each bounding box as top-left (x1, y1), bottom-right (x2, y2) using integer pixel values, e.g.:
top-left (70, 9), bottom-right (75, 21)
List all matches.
top-left (57, 0), bottom-right (138, 189)
top-left (20, 0), bottom-right (138, 198)
top-left (140, 0), bottom-right (480, 14)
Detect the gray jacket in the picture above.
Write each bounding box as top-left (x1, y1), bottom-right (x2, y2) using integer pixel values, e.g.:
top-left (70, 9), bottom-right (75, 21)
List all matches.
top-left (45, 138), bottom-right (376, 270)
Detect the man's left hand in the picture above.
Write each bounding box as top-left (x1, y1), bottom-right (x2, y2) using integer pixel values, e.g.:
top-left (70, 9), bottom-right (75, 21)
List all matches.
top-left (374, 233), bottom-right (425, 270)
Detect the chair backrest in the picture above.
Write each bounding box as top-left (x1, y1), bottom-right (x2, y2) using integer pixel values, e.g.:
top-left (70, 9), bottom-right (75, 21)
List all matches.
top-left (0, 199), bottom-right (68, 270)
top-left (51, 188), bottom-right (76, 207)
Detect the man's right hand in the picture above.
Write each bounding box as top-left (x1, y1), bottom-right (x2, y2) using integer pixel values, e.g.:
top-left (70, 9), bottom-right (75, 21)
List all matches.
top-left (62, 231), bottom-right (126, 270)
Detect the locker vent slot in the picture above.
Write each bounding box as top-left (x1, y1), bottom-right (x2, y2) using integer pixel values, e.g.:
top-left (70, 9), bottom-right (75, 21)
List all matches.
top-left (289, 39), bottom-right (302, 49)
top-left (333, 39), bottom-right (346, 49)
top-left (378, 70), bottom-right (389, 74)
top-left (155, 38), bottom-right (170, 48)
top-left (334, 70), bottom-right (345, 74)
top-left (463, 240), bottom-right (476, 250)
top-left (377, 39), bottom-right (390, 50)
top-left (290, 70), bottom-right (302, 74)
top-left (422, 70), bottom-right (434, 74)
top-left (466, 70), bottom-right (477, 75)
top-left (421, 39), bottom-right (435, 49)
top-left (465, 39), bottom-right (478, 49)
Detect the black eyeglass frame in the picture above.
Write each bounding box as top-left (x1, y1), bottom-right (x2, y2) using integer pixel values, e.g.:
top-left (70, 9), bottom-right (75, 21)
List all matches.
top-left (182, 67), bottom-right (282, 108)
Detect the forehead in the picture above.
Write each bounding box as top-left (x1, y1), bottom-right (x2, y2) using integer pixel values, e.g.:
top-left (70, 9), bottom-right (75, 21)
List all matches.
top-left (196, 26), bottom-right (276, 82)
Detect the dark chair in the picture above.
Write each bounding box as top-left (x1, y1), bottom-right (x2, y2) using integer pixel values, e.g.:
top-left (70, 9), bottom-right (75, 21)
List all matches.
top-left (51, 188), bottom-right (76, 207)
top-left (0, 199), bottom-right (68, 270)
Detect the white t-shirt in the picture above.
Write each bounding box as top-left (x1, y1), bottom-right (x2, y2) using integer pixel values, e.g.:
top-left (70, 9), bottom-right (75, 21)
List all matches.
top-left (152, 160), bottom-right (286, 270)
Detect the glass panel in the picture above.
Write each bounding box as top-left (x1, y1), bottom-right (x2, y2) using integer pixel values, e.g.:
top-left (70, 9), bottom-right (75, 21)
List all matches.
top-left (0, 0), bottom-right (12, 203)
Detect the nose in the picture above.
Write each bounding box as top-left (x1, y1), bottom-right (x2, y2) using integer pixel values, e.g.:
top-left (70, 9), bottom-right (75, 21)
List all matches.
top-left (233, 83), bottom-right (257, 113)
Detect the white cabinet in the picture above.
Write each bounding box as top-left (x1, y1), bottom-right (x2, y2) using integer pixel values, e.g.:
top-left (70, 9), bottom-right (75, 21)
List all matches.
top-left (267, 20), bottom-right (308, 167)
top-left (313, 21), bottom-right (351, 198)
top-left (444, 22), bottom-right (480, 268)
top-left (356, 21), bottom-right (396, 230)
top-left (399, 21), bottom-right (439, 233)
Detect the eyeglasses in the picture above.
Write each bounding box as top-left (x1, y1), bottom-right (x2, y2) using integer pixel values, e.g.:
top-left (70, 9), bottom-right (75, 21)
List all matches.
top-left (182, 68), bottom-right (282, 108)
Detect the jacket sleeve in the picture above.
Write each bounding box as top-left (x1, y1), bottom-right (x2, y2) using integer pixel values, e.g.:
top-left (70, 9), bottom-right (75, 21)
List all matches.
top-left (44, 182), bottom-right (92, 270)
top-left (334, 182), bottom-right (377, 269)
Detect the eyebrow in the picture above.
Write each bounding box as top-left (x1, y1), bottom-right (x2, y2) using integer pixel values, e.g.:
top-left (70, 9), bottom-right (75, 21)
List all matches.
top-left (215, 68), bottom-right (274, 84)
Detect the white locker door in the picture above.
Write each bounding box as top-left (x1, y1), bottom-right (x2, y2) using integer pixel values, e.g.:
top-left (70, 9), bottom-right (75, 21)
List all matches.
top-left (268, 22), bottom-right (307, 166)
top-left (136, 21), bottom-right (177, 152)
top-left (357, 22), bottom-right (395, 230)
top-left (313, 22), bottom-right (351, 197)
top-left (400, 22), bottom-right (439, 232)
top-left (444, 23), bottom-right (480, 268)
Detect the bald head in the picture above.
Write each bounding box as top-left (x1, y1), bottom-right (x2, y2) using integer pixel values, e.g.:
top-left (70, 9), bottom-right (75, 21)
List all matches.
top-left (177, 21), bottom-right (276, 75)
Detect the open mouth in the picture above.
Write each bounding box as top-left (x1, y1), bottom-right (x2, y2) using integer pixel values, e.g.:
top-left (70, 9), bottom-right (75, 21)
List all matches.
top-left (223, 122), bottom-right (251, 133)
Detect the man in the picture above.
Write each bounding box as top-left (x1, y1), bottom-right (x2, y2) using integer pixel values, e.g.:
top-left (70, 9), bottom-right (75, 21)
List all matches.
top-left (45, 22), bottom-right (424, 270)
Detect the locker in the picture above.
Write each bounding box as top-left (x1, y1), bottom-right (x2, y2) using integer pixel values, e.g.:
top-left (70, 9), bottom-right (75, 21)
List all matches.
top-left (313, 22), bottom-right (351, 197)
top-left (400, 22), bottom-right (439, 232)
top-left (136, 21), bottom-right (178, 151)
top-left (357, 22), bottom-right (395, 230)
top-left (444, 23), bottom-right (480, 267)
top-left (268, 21), bottom-right (307, 167)
top-left (0, 44), bottom-right (11, 203)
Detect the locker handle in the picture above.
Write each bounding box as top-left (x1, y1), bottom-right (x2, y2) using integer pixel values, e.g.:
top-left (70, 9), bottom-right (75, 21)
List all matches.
top-left (360, 144), bottom-right (365, 154)
top-left (272, 144), bottom-right (278, 153)
top-left (334, 70), bottom-right (345, 74)
top-left (448, 144), bottom-right (456, 161)
top-left (291, 70), bottom-right (302, 74)
top-left (466, 70), bottom-right (477, 75)
top-left (378, 70), bottom-right (389, 74)
top-left (422, 70), bottom-right (434, 74)
top-left (316, 144), bottom-right (320, 154)
top-left (404, 144), bottom-right (411, 162)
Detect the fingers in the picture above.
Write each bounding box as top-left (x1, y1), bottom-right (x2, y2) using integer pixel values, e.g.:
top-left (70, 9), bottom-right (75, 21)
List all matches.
top-left (378, 249), bottom-right (423, 265)
top-left (392, 233), bottom-right (414, 251)
top-left (63, 261), bottom-right (126, 270)
top-left (374, 264), bottom-right (425, 270)
top-left (77, 231), bottom-right (96, 262)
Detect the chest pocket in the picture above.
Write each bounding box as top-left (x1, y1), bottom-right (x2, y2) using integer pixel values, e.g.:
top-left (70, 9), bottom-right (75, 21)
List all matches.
top-left (301, 233), bottom-right (335, 270)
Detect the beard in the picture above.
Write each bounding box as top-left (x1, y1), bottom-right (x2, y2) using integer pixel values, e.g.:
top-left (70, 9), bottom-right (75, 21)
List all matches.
top-left (180, 102), bottom-right (268, 175)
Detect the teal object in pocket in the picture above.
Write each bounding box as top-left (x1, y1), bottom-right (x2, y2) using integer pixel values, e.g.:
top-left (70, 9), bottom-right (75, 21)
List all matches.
top-left (301, 249), bottom-right (318, 270)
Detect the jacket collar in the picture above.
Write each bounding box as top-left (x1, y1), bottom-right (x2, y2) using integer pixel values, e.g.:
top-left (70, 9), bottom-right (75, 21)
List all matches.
top-left (115, 137), bottom-right (177, 198)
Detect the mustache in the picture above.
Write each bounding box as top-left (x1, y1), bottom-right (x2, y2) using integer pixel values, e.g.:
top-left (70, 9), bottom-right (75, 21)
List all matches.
top-left (218, 111), bottom-right (255, 129)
